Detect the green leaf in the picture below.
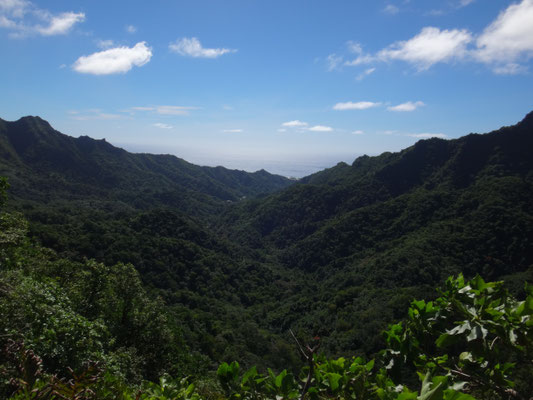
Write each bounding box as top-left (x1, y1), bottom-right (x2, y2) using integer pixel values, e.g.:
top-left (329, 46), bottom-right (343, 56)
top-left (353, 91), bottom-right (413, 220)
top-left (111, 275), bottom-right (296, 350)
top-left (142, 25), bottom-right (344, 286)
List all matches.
top-left (327, 373), bottom-right (342, 391)
top-left (275, 369), bottom-right (287, 388)
top-left (443, 389), bottom-right (477, 400)
top-left (418, 372), bottom-right (443, 400)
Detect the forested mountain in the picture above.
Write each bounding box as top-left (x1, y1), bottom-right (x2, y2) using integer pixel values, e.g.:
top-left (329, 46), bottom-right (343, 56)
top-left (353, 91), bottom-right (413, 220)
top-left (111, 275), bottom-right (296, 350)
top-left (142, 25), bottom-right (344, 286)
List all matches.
top-left (215, 111), bottom-right (533, 356)
top-left (1, 112), bottom-right (533, 399)
top-left (0, 116), bottom-right (292, 215)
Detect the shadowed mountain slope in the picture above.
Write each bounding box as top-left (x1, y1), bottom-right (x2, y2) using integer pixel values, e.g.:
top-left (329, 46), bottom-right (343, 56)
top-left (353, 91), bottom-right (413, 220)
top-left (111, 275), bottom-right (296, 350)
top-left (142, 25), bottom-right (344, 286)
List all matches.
top-left (0, 116), bottom-right (292, 215)
top-left (1, 112), bottom-right (532, 365)
top-left (221, 111), bottom-right (533, 280)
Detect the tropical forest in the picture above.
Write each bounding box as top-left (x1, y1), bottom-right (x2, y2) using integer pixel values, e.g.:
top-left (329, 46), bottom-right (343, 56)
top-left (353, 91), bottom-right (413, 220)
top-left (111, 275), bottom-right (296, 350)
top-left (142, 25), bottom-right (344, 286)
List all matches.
top-left (1, 112), bottom-right (532, 399)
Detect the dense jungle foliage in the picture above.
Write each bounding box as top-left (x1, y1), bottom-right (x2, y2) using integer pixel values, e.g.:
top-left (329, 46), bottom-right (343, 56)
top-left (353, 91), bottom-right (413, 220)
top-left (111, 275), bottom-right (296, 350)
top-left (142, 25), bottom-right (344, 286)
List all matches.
top-left (1, 112), bottom-right (533, 398)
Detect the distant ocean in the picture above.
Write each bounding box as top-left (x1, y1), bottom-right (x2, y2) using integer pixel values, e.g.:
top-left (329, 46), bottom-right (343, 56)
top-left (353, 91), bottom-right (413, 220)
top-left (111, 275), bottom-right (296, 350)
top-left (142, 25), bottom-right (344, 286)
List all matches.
top-left (120, 143), bottom-right (359, 179)
top-left (181, 154), bottom-right (359, 179)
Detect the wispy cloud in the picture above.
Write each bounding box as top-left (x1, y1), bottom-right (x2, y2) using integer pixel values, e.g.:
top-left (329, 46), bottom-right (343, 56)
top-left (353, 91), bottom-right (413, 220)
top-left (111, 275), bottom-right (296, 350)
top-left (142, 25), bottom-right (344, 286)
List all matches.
top-left (352, 130), bottom-right (364, 135)
top-left (36, 12), bottom-right (84, 36)
top-left (68, 109), bottom-right (125, 121)
top-left (125, 25), bottom-right (136, 34)
top-left (132, 105), bottom-right (199, 116)
top-left (280, 120), bottom-right (334, 132)
top-left (156, 105), bottom-right (199, 115)
top-left (96, 39), bottom-right (114, 49)
top-left (388, 101), bottom-right (425, 112)
top-left (333, 101), bottom-right (381, 110)
top-left (408, 133), bottom-right (448, 139)
top-left (356, 67), bottom-right (376, 80)
top-left (383, 4), bottom-right (399, 15)
top-left (282, 120), bottom-right (308, 127)
top-left (154, 123), bottom-right (173, 129)
top-left (492, 63), bottom-right (528, 75)
top-left (457, 0), bottom-right (475, 8)
top-left (309, 125), bottom-right (333, 132)
top-left (222, 129), bottom-right (243, 133)
top-left (327, 53), bottom-right (343, 71)
top-left (169, 37), bottom-right (237, 58)
top-left (378, 27), bottom-right (472, 70)
top-left (73, 42), bottom-right (152, 75)
top-left (0, 0), bottom-right (84, 37)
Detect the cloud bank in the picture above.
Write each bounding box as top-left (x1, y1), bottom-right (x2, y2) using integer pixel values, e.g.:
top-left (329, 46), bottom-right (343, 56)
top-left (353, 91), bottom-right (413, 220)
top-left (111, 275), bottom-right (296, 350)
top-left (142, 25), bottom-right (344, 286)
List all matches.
top-left (334, 0), bottom-right (533, 75)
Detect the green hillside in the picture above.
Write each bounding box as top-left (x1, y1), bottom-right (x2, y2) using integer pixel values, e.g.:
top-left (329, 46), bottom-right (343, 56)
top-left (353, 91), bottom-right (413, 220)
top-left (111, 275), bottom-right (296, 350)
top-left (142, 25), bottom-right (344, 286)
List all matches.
top-left (1, 112), bottom-right (533, 398)
top-left (0, 116), bottom-right (292, 215)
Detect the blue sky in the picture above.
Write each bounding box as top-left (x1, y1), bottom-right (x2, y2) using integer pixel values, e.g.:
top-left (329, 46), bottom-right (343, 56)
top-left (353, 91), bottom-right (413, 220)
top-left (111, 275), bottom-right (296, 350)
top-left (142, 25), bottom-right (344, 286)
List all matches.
top-left (1, 0), bottom-right (533, 176)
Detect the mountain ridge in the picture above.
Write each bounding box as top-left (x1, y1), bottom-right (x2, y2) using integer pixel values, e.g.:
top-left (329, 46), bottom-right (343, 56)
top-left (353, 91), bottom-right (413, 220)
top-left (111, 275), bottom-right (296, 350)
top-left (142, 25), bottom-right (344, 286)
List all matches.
top-left (1, 111), bottom-right (532, 368)
top-left (0, 116), bottom-right (293, 214)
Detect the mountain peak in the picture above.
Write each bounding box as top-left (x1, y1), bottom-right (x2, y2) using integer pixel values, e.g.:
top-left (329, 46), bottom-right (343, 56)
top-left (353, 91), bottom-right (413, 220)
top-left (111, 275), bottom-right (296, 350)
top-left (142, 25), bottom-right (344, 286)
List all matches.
top-left (17, 115), bottom-right (53, 129)
top-left (518, 110), bottom-right (533, 128)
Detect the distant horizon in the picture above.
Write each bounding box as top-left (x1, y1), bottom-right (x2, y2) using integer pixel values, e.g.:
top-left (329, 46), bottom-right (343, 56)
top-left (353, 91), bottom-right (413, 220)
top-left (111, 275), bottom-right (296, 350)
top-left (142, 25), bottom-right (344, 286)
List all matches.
top-left (119, 141), bottom-right (360, 178)
top-left (1, 0), bottom-right (532, 168)
top-left (4, 109), bottom-right (533, 178)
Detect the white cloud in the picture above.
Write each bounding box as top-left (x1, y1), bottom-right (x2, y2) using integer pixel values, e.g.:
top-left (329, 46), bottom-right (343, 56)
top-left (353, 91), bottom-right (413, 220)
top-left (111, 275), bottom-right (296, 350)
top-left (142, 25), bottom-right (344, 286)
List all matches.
top-left (492, 63), bottom-right (528, 75)
top-left (344, 54), bottom-right (375, 66)
top-left (282, 120), bottom-right (308, 127)
top-left (36, 12), bottom-right (84, 35)
top-left (327, 53), bottom-right (343, 71)
top-left (408, 133), bottom-right (447, 139)
top-left (347, 41), bottom-right (363, 54)
top-left (388, 101), bottom-right (425, 112)
top-left (329, 0), bottom-right (533, 75)
top-left (169, 37), bottom-right (236, 58)
top-left (281, 120), bottom-right (333, 132)
top-left (426, 9), bottom-right (446, 17)
top-left (378, 27), bottom-right (472, 70)
top-left (154, 123), bottom-right (173, 129)
top-left (352, 130), bottom-right (364, 135)
top-left (384, 4), bottom-right (399, 14)
top-left (73, 42), bottom-right (152, 75)
top-left (333, 101), bottom-right (381, 110)
top-left (69, 109), bottom-right (125, 121)
top-left (309, 125), bottom-right (333, 132)
top-left (222, 129), bottom-right (243, 133)
top-left (356, 67), bottom-right (376, 80)
top-left (0, 1), bottom-right (84, 37)
top-left (458, 0), bottom-right (475, 7)
top-left (156, 105), bottom-right (198, 115)
top-left (126, 25), bottom-right (136, 34)
top-left (132, 105), bottom-right (199, 116)
top-left (96, 39), bottom-right (114, 49)
top-left (0, 0), bottom-right (29, 18)
top-left (474, 0), bottom-right (533, 68)
top-left (341, 41), bottom-right (378, 66)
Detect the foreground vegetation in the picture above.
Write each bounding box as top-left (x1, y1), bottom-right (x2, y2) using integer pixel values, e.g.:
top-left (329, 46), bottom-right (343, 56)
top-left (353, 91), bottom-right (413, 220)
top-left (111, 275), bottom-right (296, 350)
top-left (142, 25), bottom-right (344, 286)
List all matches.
top-left (2, 177), bottom-right (533, 399)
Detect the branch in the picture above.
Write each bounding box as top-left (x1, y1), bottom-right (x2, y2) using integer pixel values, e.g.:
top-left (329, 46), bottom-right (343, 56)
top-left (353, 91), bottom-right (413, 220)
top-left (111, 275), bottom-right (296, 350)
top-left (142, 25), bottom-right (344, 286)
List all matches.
top-left (449, 368), bottom-right (526, 400)
top-left (289, 329), bottom-right (308, 360)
